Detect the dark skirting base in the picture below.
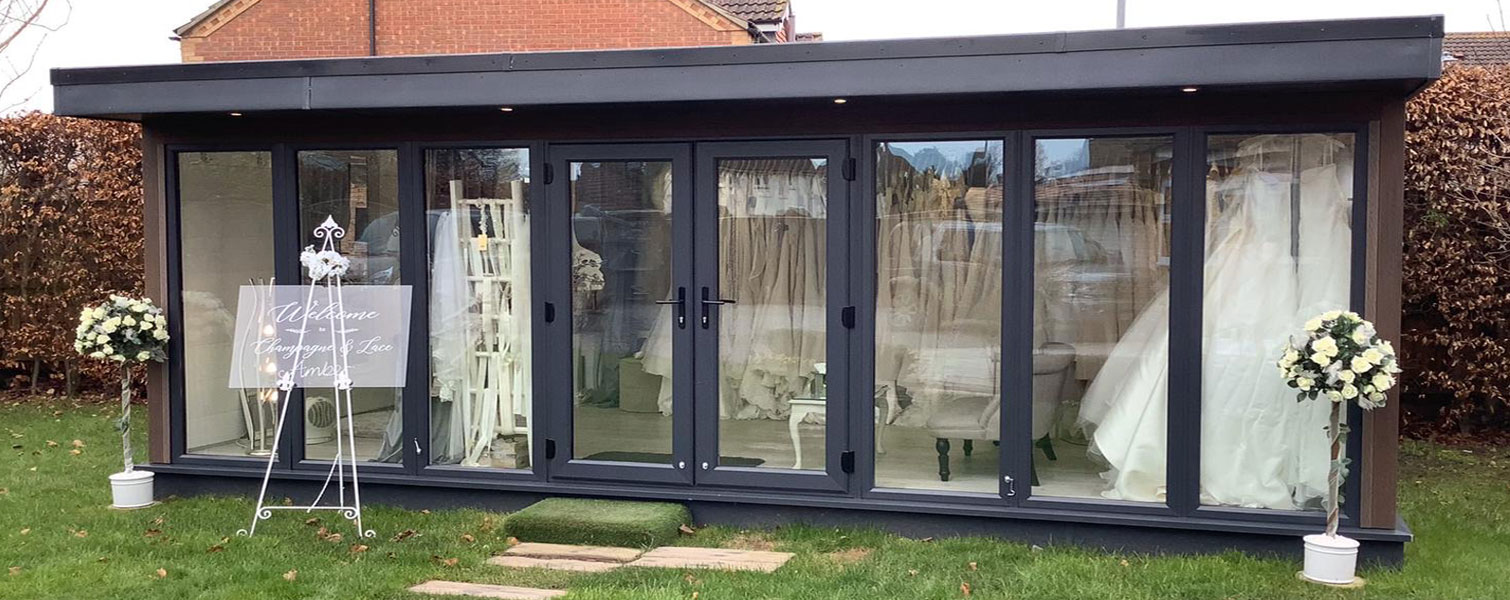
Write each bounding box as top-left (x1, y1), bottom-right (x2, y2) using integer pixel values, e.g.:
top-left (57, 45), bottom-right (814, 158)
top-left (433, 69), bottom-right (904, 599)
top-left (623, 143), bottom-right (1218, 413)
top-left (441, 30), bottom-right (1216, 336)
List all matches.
top-left (150, 468), bottom-right (1407, 567)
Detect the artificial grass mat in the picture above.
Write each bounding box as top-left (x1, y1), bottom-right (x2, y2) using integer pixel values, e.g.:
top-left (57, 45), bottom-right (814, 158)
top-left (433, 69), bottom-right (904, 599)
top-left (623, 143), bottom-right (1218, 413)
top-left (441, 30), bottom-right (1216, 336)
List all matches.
top-left (502, 498), bottom-right (691, 548)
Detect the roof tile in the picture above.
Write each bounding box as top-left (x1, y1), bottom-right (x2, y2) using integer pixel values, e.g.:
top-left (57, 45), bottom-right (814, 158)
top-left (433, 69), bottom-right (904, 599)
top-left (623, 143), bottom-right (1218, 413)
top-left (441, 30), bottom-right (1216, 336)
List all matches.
top-left (1444, 32), bottom-right (1510, 65)
top-left (707, 0), bottom-right (787, 23)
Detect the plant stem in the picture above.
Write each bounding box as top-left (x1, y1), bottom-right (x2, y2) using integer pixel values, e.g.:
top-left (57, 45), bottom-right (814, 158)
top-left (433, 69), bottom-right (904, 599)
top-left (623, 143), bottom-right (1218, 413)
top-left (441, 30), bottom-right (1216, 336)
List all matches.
top-left (120, 364), bottom-right (133, 475)
top-left (1326, 401), bottom-right (1343, 538)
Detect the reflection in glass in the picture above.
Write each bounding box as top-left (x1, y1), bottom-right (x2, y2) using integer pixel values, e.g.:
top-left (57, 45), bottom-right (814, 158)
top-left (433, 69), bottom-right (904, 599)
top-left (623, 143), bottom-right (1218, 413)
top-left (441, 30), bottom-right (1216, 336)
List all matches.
top-left (426, 148), bottom-right (532, 469)
top-left (1035, 137), bottom-right (1173, 501)
top-left (716, 158), bottom-right (828, 470)
top-left (179, 151), bottom-right (275, 456)
top-left (570, 161), bottom-right (675, 463)
top-left (1197, 133), bottom-right (1354, 510)
top-left (874, 140), bottom-right (1004, 492)
top-left (297, 149), bottom-right (402, 463)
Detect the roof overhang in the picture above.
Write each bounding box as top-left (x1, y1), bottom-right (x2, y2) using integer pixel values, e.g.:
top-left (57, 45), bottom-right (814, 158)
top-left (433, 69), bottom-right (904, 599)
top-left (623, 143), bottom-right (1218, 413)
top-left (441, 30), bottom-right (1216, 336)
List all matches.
top-left (54, 16), bottom-right (1445, 121)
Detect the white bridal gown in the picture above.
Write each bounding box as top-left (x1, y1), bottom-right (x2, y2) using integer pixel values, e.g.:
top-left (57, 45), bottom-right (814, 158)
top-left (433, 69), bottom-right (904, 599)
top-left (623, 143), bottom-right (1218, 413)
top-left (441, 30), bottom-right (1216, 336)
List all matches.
top-left (1079, 151), bottom-right (1349, 510)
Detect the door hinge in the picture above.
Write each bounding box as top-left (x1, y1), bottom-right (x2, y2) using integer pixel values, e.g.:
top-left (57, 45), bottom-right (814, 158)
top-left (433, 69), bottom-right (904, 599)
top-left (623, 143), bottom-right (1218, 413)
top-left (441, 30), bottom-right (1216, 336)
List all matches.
top-left (544, 438), bottom-right (557, 460)
top-left (842, 157), bottom-right (856, 181)
top-left (841, 450), bottom-right (855, 474)
top-left (841, 306), bottom-right (855, 329)
top-left (543, 301), bottom-right (556, 323)
top-left (543, 163), bottom-right (555, 185)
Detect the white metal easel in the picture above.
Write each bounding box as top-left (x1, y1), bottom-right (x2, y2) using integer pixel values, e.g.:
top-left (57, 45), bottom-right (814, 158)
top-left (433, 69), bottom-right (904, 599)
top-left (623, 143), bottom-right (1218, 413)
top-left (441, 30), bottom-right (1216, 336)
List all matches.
top-left (237, 216), bottom-right (374, 538)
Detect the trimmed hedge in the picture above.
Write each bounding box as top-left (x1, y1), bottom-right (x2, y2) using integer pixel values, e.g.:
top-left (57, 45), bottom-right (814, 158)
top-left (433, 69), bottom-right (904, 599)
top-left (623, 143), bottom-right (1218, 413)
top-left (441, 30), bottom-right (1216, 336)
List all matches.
top-left (503, 498), bottom-right (690, 548)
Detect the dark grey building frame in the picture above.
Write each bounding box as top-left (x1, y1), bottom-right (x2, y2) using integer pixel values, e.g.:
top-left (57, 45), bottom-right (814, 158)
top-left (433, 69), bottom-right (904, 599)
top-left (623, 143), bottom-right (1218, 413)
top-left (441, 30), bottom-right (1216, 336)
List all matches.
top-left (56, 16), bottom-right (1442, 564)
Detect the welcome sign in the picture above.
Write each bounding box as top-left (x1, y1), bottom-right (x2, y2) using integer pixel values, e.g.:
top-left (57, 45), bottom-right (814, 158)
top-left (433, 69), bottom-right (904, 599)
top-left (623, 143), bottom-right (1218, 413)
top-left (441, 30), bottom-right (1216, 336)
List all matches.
top-left (228, 285), bottom-right (412, 389)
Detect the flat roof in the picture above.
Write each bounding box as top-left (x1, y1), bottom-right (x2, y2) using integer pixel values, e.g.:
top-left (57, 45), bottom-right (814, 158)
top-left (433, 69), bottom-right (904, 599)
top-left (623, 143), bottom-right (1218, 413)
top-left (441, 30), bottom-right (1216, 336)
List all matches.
top-left (52, 16), bottom-right (1444, 121)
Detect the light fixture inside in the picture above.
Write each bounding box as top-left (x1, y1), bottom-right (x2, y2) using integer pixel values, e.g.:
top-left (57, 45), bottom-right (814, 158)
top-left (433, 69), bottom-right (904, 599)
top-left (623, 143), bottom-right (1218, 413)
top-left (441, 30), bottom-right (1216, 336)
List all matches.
top-left (1180, 86), bottom-right (1199, 93)
top-left (228, 112), bottom-right (243, 116)
top-left (499, 106), bottom-right (515, 112)
top-left (833, 98), bottom-right (847, 104)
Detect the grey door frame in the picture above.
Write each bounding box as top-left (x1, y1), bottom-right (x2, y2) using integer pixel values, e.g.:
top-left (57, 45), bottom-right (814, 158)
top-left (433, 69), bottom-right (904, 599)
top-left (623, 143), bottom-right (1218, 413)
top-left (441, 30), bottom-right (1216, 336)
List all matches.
top-left (691, 140), bottom-right (853, 493)
top-left (543, 143), bottom-right (696, 486)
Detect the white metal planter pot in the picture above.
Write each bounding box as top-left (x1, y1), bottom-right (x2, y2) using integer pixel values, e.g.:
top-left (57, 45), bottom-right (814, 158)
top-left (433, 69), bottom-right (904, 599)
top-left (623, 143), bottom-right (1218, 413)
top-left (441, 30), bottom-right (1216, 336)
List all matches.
top-left (109, 470), bottom-right (155, 509)
top-left (1302, 533), bottom-right (1361, 586)
top-left (236, 216), bottom-right (374, 539)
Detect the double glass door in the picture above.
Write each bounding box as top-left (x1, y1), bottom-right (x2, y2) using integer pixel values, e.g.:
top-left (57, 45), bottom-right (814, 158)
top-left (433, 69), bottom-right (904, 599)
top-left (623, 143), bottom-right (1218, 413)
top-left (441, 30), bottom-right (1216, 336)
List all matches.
top-left (547, 141), bottom-right (851, 492)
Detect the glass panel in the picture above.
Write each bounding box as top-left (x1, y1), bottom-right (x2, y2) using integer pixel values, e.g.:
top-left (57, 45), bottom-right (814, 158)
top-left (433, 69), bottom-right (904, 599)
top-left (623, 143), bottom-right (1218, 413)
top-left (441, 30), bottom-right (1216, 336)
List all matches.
top-left (716, 157), bottom-right (828, 470)
top-left (179, 151), bottom-right (275, 456)
top-left (425, 148), bottom-right (532, 469)
top-left (1200, 133), bottom-right (1355, 511)
top-left (570, 161), bottom-right (675, 463)
top-left (1033, 136), bottom-right (1173, 501)
top-left (874, 140), bottom-right (1003, 492)
top-left (297, 149), bottom-right (402, 463)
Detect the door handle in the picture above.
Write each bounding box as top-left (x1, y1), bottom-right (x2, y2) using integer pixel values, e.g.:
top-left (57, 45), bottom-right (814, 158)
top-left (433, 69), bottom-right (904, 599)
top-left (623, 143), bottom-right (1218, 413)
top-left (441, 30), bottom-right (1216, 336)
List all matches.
top-left (654, 286), bottom-right (687, 329)
top-left (700, 286), bottom-right (735, 329)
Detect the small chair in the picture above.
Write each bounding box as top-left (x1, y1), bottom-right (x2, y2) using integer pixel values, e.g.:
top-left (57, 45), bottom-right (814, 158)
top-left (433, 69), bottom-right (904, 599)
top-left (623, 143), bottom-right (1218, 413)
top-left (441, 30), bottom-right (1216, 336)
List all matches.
top-left (924, 342), bottom-right (1075, 483)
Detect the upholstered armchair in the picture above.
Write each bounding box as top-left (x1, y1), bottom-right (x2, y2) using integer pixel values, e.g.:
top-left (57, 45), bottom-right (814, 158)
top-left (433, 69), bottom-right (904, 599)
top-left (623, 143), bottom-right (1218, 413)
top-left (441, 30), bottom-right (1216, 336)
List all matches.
top-left (924, 342), bottom-right (1076, 483)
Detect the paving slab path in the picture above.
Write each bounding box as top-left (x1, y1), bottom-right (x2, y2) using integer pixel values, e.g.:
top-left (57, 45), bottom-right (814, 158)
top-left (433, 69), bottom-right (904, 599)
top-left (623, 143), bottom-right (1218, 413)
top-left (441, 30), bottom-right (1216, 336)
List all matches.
top-left (408, 580), bottom-right (566, 599)
top-left (626, 547), bottom-right (795, 573)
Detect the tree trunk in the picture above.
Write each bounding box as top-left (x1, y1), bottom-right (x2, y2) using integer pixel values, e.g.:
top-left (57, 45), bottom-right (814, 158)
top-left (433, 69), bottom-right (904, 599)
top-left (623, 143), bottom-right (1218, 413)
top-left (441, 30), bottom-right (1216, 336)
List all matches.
top-left (119, 364), bottom-right (133, 474)
top-left (1325, 402), bottom-right (1344, 538)
top-left (29, 358), bottom-right (40, 394)
top-left (64, 361), bottom-right (76, 400)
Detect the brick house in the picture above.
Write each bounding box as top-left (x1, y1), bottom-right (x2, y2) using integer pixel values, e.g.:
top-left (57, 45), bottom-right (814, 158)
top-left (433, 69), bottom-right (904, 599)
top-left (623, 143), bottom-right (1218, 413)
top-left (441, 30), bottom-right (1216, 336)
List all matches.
top-left (1442, 32), bottom-right (1510, 65)
top-left (173, 0), bottom-right (817, 62)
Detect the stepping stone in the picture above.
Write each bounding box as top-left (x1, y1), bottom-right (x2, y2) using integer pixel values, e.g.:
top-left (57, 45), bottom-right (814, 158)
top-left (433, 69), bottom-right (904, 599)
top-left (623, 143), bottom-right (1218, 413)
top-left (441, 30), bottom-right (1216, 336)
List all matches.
top-left (408, 580), bottom-right (565, 599)
top-left (626, 547), bottom-right (794, 573)
top-left (505, 542), bottom-right (644, 563)
top-left (488, 555), bottom-right (622, 573)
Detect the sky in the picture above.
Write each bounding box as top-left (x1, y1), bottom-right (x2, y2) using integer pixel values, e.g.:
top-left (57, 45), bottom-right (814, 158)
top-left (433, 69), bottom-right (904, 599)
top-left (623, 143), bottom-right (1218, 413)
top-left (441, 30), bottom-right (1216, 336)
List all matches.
top-left (1, 0), bottom-right (1502, 114)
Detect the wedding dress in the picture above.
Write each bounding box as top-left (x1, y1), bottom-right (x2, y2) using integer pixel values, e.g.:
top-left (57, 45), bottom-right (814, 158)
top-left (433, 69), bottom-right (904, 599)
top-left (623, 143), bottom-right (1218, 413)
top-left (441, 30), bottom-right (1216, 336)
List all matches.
top-left (1078, 143), bottom-right (1348, 509)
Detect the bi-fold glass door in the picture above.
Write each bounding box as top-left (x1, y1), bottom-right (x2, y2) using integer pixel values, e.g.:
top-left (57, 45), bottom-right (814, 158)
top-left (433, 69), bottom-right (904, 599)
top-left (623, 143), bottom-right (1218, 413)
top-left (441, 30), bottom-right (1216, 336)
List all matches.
top-left (544, 141), bottom-right (851, 492)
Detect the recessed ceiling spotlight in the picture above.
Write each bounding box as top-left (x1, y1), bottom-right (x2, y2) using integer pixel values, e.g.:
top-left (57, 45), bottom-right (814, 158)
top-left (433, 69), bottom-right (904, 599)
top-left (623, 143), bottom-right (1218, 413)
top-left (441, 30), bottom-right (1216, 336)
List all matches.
top-left (499, 106), bottom-right (515, 112)
top-left (228, 112), bottom-right (243, 116)
top-left (1180, 86), bottom-right (1199, 93)
top-left (833, 98), bottom-right (847, 104)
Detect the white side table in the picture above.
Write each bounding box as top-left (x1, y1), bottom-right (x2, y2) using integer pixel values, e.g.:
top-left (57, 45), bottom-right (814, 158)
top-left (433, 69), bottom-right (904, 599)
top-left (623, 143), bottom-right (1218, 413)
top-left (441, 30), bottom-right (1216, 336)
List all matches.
top-left (788, 397), bottom-right (885, 470)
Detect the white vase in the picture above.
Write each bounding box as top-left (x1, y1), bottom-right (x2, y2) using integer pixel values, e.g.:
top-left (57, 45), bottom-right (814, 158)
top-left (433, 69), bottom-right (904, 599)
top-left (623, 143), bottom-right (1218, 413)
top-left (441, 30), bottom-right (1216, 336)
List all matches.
top-left (108, 470), bottom-right (155, 509)
top-left (1301, 533), bottom-right (1360, 585)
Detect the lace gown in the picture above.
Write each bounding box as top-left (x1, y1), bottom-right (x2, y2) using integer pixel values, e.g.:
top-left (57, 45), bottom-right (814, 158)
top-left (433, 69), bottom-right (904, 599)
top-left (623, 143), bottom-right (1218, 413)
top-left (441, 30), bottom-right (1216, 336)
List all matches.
top-left (1078, 162), bottom-right (1347, 509)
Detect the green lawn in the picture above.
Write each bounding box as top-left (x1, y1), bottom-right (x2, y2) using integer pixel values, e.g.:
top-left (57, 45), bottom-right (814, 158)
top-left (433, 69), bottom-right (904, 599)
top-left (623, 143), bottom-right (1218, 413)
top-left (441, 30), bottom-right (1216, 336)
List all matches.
top-left (1, 398), bottom-right (1506, 599)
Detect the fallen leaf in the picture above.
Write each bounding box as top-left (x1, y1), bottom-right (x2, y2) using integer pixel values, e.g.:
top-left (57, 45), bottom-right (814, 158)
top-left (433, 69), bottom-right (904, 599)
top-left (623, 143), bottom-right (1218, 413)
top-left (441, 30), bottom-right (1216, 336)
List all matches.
top-left (683, 573), bottom-right (698, 584)
top-left (207, 545), bottom-right (224, 553)
top-left (8, 567), bottom-right (19, 576)
top-left (325, 533), bottom-right (343, 543)
top-left (0, 488), bottom-right (7, 495)
top-left (74, 530), bottom-right (88, 538)
top-left (391, 529), bottom-right (418, 542)
top-left (26, 467), bottom-right (35, 472)
top-left (69, 449), bottom-right (81, 456)
top-left (155, 568), bottom-right (167, 579)
top-left (304, 518), bottom-right (320, 526)
top-left (219, 536), bottom-right (230, 544)
top-left (97, 557), bottom-right (108, 563)
top-left (920, 537), bottom-right (934, 543)
top-left (679, 524), bottom-right (697, 535)
top-left (440, 557), bottom-right (458, 567)
top-left (960, 582), bottom-right (972, 596)
top-left (506, 536), bottom-right (519, 546)
top-left (1119, 559), bottom-right (1130, 567)
top-left (19, 528), bottom-right (29, 535)
top-left (907, 569), bottom-right (919, 577)
top-left (460, 534), bottom-right (475, 543)
top-left (968, 561), bottom-right (978, 571)
top-left (151, 517), bottom-right (165, 526)
top-left (420, 509), bottom-right (431, 514)
top-left (283, 569), bottom-right (297, 581)
top-left (143, 529), bottom-right (162, 537)
top-left (71, 440), bottom-right (84, 448)
top-left (350, 544), bottom-right (368, 553)
top-left (692, 593), bottom-right (699, 600)
top-left (45, 441), bottom-right (58, 448)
